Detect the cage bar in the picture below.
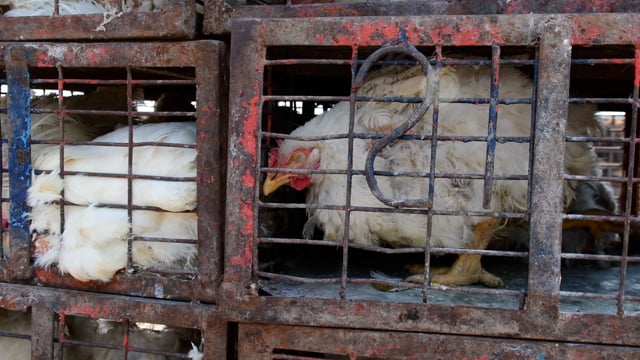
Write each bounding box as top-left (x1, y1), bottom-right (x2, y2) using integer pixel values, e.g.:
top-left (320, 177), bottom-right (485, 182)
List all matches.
top-left (203, 0), bottom-right (640, 35)
top-left (0, 40), bottom-right (226, 303)
top-left (0, 282), bottom-right (225, 359)
top-left (223, 13), bottom-right (640, 346)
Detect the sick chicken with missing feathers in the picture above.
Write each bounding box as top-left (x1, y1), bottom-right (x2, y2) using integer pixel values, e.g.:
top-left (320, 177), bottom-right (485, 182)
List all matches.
top-left (262, 52), bottom-right (618, 288)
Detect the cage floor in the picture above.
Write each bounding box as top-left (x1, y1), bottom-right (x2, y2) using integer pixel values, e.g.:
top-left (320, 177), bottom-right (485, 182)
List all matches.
top-left (259, 248), bottom-right (640, 314)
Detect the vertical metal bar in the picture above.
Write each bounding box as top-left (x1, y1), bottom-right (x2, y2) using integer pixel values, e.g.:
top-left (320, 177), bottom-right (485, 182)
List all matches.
top-left (31, 304), bottom-right (54, 360)
top-left (527, 47), bottom-right (539, 217)
top-left (527, 19), bottom-right (571, 320)
top-left (615, 46), bottom-right (640, 317)
top-left (252, 50), bottom-right (265, 288)
top-left (195, 40), bottom-right (227, 302)
top-left (5, 47), bottom-right (32, 280)
top-left (422, 45), bottom-right (443, 303)
top-left (57, 312), bottom-right (66, 360)
top-left (254, 60), bottom-right (269, 285)
top-left (483, 45), bottom-right (500, 209)
top-left (225, 21), bottom-right (267, 297)
top-left (201, 313), bottom-right (227, 360)
top-left (126, 66), bottom-right (134, 272)
top-left (123, 318), bottom-right (130, 360)
top-left (56, 64), bottom-right (66, 239)
top-left (341, 45), bottom-right (360, 300)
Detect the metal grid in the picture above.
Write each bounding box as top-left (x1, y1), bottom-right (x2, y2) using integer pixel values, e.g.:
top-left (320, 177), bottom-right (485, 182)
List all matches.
top-left (0, 283), bottom-right (225, 359)
top-left (223, 14), bottom-right (640, 346)
top-left (0, 40), bottom-right (226, 302)
top-left (0, 0), bottom-right (199, 41)
top-left (253, 44), bottom-right (535, 309)
top-left (557, 47), bottom-right (640, 315)
top-left (203, 0), bottom-right (640, 35)
top-left (238, 323), bottom-right (640, 359)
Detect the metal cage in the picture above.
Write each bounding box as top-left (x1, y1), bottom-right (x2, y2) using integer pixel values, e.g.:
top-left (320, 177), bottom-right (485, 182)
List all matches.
top-left (0, 283), bottom-right (226, 359)
top-left (238, 323), bottom-right (640, 359)
top-left (203, 0), bottom-right (640, 35)
top-left (0, 0), bottom-right (199, 41)
top-left (223, 14), bottom-right (640, 350)
top-left (0, 40), bottom-right (226, 303)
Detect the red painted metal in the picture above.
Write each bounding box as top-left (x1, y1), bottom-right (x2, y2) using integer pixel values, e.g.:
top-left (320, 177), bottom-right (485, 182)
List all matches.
top-left (204, 0), bottom-right (640, 35)
top-left (223, 13), bottom-right (640, 352)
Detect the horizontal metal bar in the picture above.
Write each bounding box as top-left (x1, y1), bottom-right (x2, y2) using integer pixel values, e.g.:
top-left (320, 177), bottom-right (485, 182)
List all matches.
top-left (30, 79), bottom-right (196, 85)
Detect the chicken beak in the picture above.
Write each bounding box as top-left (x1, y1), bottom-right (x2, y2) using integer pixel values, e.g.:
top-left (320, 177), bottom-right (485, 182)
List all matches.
top-left (263, 172), bottom-right (296, 196)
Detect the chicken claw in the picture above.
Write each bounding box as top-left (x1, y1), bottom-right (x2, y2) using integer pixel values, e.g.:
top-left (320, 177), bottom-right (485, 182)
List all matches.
top-left (405, 218), bottom-right (504, 288)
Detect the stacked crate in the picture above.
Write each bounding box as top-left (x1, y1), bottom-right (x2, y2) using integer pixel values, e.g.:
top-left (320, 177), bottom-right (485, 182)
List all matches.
top-left (2, 0), bottom-right (640, 359)
top-left (219, 3), bottom-right (640, 359)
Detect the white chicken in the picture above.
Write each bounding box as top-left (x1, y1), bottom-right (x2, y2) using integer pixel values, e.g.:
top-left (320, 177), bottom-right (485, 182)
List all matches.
top-left (490, 180), bottom-right (621, 268)
top-left (1, 87), bottom-right (132, 231)
top-left (28, 121), bottom-right (197, 282)
top-left (64, 316), bottom-right (200, 360)
top-left (263, 60), bottom-right (605, 287)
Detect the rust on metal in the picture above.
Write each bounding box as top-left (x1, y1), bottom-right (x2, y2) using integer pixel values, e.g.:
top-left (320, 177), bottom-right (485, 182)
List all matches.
top-left (238, 323), bottom-right (640, 359)
top-left (204, 0), bottom-right (640, 35)
top-left (0, 283), bottom-right (226, 359)
top-left (0, 2), bottom-right (196, 41)
top-left (0, 41), bottom-right (226, 303)
top-left (222, 12), bottom-right (640, 350)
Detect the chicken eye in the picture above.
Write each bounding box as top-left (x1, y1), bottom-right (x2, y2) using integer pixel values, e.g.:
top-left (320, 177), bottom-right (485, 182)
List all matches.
top-left (290, 151), bottom-right (306, 164)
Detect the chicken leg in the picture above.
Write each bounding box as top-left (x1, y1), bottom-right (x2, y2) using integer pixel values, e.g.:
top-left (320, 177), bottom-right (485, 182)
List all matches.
top-left (405, 218), bottom-right (504, 288)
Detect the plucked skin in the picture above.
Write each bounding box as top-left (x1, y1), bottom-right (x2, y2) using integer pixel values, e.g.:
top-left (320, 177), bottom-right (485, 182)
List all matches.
top-left (28, 121), bottom-right (197, 282)
top-left (264, 63), bottom-right (605, 287)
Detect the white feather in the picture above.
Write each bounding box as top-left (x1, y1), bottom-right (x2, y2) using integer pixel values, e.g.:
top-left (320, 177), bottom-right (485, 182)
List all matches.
top-left (272, 63), bottom-right (604, 253)
top-left (28, 121), bottom-right (198, 282)
top-left (31, 122), bottom-right (197, 212)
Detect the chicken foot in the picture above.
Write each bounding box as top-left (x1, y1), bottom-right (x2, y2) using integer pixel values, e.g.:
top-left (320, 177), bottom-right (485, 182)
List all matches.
top-left (404, 218), bottom-right (504, 288)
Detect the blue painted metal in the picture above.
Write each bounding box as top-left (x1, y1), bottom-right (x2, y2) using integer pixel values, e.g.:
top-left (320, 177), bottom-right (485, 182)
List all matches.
top-left (5, 49), bottom-right (31, 234)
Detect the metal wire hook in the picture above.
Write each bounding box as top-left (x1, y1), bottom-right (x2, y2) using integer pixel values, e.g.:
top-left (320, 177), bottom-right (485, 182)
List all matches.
top-left (358, 41), bottom-right (435, 208)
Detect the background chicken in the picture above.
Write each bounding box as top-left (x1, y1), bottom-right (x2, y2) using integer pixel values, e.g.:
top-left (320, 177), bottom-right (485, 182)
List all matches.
top-left (490, 180), bottom-right (621, 268)
top-left (0, 308), bottom-right (201, 359)
top-left (263, 58), bottom-right (608, 287)
top-left (63, 316), bottom-right (201, 360)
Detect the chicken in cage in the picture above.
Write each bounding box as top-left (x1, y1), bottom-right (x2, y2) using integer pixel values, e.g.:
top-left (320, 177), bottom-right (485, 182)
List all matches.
top-left (0, 307), bottom-right (204, 359)
top-left (0, 65), bottom-right (200, 284)
top-left (252, 42), bottom-right (638, 309)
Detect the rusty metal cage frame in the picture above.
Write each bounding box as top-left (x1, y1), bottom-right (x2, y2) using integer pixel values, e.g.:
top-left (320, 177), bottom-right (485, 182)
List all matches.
top-left (0, 283), bottom-right (226, 359)
top-left (0, 0), bottom-right (198, 41)
top-left (203, 0), bottom-right (640, 35)
top-left (223, 14), bottom-right (640, 346)
top-left (0, 40), bottom-right (227, 303)
top-left (237, 323), bottom-right (640, 359)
